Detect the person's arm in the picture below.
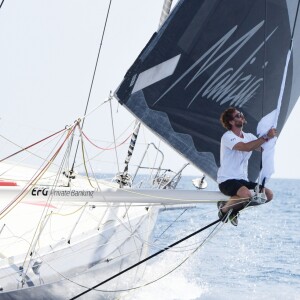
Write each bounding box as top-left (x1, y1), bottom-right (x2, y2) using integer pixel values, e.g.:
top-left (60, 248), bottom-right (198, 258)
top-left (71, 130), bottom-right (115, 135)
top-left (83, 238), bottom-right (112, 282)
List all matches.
top-left (233, 128), bottom-right (277, 152)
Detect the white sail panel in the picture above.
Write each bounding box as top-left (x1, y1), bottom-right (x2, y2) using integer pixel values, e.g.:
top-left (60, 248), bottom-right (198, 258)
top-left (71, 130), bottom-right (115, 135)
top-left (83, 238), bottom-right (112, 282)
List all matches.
top-left (132, 54), bottom-right (181, 93)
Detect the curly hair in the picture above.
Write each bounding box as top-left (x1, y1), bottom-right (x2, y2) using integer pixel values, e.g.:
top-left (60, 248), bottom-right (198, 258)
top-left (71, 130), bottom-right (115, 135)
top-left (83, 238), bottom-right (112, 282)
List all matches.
top-left (220, 107), bottom-right (236, 130)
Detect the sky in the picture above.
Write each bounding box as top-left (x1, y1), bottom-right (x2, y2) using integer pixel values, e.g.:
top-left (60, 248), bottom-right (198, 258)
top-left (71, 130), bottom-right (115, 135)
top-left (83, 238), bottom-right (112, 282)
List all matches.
top-left (0, 0), bottom-right (299, 179)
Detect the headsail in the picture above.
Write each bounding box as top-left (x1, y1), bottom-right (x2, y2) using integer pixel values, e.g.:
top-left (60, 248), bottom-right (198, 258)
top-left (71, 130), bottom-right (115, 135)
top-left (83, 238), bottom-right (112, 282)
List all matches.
top-left (115, 0), bottom-right (300, 181)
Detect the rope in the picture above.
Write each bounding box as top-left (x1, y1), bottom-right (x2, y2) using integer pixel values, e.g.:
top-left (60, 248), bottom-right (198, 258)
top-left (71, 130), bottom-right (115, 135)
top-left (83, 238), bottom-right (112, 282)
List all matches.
top-left (79, 127), bottom-right (95, 188)
top-left (109, 94), bottom-right (120, 174)
top-left (0, 124), bottom-right (78, 220)
top-left (70, 218), bottom-right (221, 299)
top-left (113, 218), bottom-right (224, 295)
top-left (70, 0), bottom-right (113, 172)
top-left (0, 131), bottom-right (67, 178)
top-left (20, 123), bottom-right (81, 280)
top-left (81, 0), bottom-right (113, 123)
top-left (154, 208), bottom-right (189, 243)
top-left (81, 131), bottom-right (131, 150)
top-left (74, 119), bottom-right (135, 170)
top-left (291, 0), bottom-right (300, 48)
top-left (0, 127), bottom-right (66, 163)
top-left (258, 0), bottom-right (300, 185)
top-left (38, 216), bottom-right (223, 297)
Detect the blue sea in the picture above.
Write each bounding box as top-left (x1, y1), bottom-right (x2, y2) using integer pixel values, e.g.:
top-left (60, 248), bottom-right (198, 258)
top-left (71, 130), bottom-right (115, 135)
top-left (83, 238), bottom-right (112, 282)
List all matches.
top-left (123, 177), bottom-right (300, 300)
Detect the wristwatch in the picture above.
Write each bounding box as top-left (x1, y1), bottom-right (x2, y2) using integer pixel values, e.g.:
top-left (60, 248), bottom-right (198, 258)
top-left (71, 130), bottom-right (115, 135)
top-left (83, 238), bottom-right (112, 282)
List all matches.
top-left (262, 134), bottom-right (269, 141)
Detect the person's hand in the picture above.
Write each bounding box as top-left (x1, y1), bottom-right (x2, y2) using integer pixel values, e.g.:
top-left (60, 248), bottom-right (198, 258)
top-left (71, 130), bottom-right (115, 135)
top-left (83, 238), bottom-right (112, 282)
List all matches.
top-left (267, 128), bottom-right (277, 139)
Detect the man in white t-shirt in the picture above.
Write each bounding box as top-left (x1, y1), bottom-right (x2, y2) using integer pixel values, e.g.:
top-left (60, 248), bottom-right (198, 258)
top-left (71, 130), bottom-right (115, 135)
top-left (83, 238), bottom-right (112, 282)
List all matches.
top-left (217, 107), bottom-right (276, 226)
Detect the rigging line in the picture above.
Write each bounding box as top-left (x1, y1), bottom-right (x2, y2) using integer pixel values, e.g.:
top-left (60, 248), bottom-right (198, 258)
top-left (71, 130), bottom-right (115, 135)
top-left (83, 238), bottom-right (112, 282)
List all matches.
top-left (262, 0), bottom-right (267, 124)
top-left (82, 0), bottom-right (113, 124)
top-left (255, 0), bottom-right (267, 190)
top-left (259, 0), bottom-right (300, 186)
top-left (109, 93), bottom-right (120, 174)
top-left (122, 204), bottom-right (144, 256)
top-left (154, 208), bottom-right (188, 243)
top-left (77, 138), bottom-right (106, 192)
top-left (70, 218), bottom-right (220, 299)
top-left (0, 130), bottom-right (66, 178)
top-left (71, 199), bottom-right (246, 251)
top-left (0, 0), bottom-right (4, 9)
top-left (70, 0), bottom-right (113, 173)
top-left (234, 3), bottom-right (269, 186)
top-left (139, 207), bottom-right (235, 252)
top-left (79, 128), bottom-right (95, 188)
top-left (69, 218), bottom-right (224, 295)
top-left (21, 125), bottom-right (80, 277)
top-left (112, 220), bottom-right (224, 295)
top-left (74, 119), bottom-right (135, 169)
top-left (118, 120), bottom-right (145, 239)
top-left (64, 128), bottom-right (76, 186)
top-left (85, 180), bottom-right (134, 236)
top-left (291, 0), bottom-right (300, 48)
top-left (152, 139), bottom-right (162, 180)
top-left (80, 174), bottom-right (134, 236)
top-left (139, 210), bottom-right (226, 253)
top-left (78, 145), bottom-right (122, 215)
top-left (0, 123), bottom-right (78, 220)
top-left (31, 219), bottom-right (223, 296)
top-left (142, 127), bottom-right (154, 182)
top-left (82, 131), bottom-right (132, 150)
top-left (53, 210), bottom-right (193, 258)
top-left (1, 207), bottom-right (217, 284)
top-left (0, 127), bottom-right (66, 163)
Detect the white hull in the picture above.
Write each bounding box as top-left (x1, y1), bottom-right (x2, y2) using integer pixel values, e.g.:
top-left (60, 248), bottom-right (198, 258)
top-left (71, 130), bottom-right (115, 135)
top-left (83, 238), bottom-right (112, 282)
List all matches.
top-left (0, 200), bottom-right (158, 298)
top-left (0, 164), bottom-right (160, 298)
top-left (0, 164), bottom-right (226, 298)
top-left (1, 210), bottom-right (158, 299)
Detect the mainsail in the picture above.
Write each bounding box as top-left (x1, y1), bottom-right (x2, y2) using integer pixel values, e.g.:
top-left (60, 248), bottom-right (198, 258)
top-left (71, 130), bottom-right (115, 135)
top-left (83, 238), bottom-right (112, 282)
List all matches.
top-left (115, 0), bottom-right (300, 181)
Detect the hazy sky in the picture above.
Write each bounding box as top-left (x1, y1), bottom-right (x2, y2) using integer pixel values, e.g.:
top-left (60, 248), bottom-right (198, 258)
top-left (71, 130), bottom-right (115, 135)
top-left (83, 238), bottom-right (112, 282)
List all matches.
top-left (0, 0), bottom-right (299, 179)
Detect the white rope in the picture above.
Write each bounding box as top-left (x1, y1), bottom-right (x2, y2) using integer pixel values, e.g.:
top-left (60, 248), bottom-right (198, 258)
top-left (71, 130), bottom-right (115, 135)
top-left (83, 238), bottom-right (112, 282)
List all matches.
top-left (109, 93), bottom-right (120, 173)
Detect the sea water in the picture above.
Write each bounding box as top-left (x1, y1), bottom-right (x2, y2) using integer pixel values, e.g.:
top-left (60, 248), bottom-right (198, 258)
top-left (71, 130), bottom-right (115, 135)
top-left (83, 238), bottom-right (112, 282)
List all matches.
top-left (122, 178), bottom-right (300, 300)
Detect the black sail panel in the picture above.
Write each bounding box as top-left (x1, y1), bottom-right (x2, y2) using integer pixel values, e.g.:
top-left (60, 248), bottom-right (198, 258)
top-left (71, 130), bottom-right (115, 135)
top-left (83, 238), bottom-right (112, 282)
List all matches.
top-left (115, 0), bottom-right (299, 181)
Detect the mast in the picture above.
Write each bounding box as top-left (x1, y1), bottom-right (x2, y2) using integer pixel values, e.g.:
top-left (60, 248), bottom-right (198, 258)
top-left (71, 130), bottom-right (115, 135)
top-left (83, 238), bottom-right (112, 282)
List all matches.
top-left (158, 0), bottom-right (173, 28)
top-left (118, 0), bottom-right (173, 187)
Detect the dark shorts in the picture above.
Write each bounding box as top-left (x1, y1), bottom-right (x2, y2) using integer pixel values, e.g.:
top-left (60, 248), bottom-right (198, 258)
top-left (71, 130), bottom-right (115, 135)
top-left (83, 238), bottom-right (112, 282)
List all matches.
top-left (219, 179), bottom-right (260, 197)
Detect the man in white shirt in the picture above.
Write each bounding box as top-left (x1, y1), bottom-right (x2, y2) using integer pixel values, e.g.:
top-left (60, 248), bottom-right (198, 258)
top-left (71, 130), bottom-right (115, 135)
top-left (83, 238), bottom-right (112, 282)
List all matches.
top-left (217, 107), bottom-right (276, 226)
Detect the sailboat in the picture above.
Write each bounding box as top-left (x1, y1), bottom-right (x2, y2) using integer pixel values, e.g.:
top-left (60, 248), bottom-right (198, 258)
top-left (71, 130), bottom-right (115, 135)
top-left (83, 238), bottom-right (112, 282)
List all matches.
top-left (1, 0), bottom-right (300, 298)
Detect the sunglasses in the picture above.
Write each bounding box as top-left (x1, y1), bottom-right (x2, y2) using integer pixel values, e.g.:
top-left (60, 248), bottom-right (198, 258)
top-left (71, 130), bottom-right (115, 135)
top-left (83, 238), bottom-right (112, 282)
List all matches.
top-left (233, 112), bottom-right (244, 119)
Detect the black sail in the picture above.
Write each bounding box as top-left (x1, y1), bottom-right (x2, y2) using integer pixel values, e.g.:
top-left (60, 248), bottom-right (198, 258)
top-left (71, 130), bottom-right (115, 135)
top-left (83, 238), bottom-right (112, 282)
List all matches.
top-left (115, 0), bottom-right (300, 181)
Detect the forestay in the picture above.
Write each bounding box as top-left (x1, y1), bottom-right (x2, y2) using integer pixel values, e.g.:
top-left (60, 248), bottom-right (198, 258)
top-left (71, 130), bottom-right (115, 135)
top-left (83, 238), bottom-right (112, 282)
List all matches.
top-left (115, 0), bottom-right (300, 181)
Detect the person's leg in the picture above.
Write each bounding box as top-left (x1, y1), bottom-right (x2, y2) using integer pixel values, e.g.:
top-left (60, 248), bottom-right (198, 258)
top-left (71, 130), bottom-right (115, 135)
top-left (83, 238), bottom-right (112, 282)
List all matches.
top-left (222, 186), bottom-right (251, 213)
top-left (264, 187), bottom-right (273, 202)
